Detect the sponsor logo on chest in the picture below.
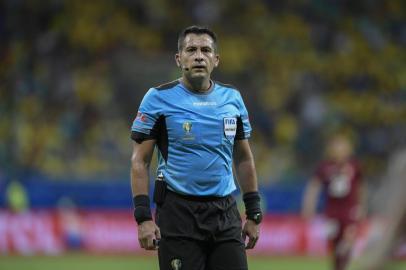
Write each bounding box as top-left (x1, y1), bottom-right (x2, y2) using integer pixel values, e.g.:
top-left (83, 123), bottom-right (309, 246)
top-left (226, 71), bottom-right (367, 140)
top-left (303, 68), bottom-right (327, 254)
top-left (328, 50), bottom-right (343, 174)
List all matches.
top-left (193, 101), bottom-right (217, 106)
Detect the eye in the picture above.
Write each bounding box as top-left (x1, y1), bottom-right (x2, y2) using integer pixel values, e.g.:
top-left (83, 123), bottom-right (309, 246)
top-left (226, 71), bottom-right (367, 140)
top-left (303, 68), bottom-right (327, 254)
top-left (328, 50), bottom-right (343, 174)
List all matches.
top-left (201, 47), bottom-right (212, 53)
top-left (186, 47), bottom-right (196, 53)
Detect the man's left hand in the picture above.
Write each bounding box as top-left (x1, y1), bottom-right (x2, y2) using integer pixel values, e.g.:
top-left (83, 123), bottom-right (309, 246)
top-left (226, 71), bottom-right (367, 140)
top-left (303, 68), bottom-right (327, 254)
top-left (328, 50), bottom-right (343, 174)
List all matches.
top-left (242, 219), bottom-right (260, 249)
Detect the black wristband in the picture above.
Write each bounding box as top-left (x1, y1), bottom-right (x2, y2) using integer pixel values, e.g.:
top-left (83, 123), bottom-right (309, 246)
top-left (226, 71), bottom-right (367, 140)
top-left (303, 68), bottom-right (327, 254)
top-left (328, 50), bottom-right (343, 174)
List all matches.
top-left (133, 195), bottom-right (153, 225)
top-left (243, 191), bottom-right (262, 223)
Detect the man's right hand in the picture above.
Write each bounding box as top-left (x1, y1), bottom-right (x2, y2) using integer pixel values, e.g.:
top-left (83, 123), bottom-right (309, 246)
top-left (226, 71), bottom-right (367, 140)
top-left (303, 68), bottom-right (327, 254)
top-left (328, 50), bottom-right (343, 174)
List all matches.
top-left (138, 220), bottom-right (161, 250)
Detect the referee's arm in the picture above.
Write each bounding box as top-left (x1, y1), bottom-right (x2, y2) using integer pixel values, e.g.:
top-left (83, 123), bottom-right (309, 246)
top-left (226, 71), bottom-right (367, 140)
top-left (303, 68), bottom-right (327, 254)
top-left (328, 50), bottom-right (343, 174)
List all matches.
top-left (233, 139), bottom-right (261, 249)
top-left (131, 140), bottom-right (155, 196)
top-left (233, 139), bottom-right (258, 193)
top-left (131, 140), bottom-right (161, 250)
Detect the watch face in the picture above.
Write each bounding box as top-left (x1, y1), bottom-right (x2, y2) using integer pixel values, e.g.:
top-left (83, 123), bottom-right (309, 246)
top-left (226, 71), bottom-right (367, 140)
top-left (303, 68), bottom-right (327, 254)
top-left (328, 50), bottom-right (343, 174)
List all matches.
top-left (252, 213), bottom-right (262, 224)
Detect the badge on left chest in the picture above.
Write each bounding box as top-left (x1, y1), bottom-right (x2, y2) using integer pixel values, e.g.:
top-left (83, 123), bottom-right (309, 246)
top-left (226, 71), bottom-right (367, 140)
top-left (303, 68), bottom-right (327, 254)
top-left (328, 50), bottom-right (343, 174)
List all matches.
top-left (223, 117), bottom-right (237, 140)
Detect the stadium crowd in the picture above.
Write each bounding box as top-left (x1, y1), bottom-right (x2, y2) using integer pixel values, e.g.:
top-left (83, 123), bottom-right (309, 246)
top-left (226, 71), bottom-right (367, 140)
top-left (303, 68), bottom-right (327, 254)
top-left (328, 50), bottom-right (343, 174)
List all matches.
top-left (0, 0), bottom-right (405, 185)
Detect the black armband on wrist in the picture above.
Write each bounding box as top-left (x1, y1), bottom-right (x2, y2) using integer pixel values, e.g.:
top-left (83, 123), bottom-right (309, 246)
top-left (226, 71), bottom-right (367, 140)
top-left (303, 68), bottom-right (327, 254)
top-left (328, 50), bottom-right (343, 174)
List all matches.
top-left (243, 191), bottom-right (262, 224)
top-left (133, 195), bottom-right (152, 225)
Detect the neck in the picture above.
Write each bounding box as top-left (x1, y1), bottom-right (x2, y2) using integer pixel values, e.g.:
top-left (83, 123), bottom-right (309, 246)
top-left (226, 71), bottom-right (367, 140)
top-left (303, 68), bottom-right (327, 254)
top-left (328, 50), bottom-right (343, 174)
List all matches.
top-left (181, 76), bottom-right (211, 93)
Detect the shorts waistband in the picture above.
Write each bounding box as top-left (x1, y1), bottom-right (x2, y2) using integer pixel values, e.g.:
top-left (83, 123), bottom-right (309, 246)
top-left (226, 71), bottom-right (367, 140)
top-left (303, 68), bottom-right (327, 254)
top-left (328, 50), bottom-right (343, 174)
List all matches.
top-left (167, 189), bottom-right (231, 202)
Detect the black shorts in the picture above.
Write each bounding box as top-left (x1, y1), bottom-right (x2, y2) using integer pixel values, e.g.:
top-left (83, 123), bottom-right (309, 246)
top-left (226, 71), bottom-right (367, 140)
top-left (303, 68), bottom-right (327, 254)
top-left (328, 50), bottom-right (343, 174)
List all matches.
top-left (156, 190), bottom-right (247, 270)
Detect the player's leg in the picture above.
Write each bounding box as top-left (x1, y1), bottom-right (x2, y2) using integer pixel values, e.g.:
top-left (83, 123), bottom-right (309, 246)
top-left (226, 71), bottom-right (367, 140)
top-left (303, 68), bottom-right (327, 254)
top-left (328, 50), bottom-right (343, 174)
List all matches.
top-left (326, 218), bottom-right (341, 270)
top-left (206, 239), bottom-right (248, 270)
top-left (329, 236), bottom-right (340, 270)
top-left (334, 222), bottom-right (357, 270)
top-left (158, 236), bottom-right (207, 270)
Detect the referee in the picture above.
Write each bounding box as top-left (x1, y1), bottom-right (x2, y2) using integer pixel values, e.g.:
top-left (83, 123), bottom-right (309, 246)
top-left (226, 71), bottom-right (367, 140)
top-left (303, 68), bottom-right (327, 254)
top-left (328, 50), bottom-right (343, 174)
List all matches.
top-left (131, 25), bottom-right (262, 270)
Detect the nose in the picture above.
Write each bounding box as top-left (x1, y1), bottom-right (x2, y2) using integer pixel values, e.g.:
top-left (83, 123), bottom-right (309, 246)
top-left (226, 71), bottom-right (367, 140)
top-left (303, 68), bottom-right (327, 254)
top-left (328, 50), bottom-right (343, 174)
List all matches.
top-left (194, 50), bottom-right (204, 62)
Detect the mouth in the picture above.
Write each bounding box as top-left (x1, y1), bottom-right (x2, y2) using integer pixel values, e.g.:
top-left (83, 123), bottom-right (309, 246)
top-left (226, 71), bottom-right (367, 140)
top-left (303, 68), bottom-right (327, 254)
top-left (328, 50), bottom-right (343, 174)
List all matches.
top-left (192, 65), bottom-right (206, 70)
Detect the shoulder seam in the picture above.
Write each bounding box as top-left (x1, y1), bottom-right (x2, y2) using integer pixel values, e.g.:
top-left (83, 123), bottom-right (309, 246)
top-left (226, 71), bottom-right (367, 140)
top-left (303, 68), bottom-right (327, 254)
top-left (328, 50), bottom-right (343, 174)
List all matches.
top-left (154, 80), bottom-right (180, 91)
top-left (214, 80), bottom-right (239, 92)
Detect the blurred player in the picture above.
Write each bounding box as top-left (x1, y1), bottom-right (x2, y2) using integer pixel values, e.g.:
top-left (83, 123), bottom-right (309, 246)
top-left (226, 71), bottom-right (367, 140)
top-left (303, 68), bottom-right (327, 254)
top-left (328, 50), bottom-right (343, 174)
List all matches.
top-left (302, 134), bottom-right (367, 270)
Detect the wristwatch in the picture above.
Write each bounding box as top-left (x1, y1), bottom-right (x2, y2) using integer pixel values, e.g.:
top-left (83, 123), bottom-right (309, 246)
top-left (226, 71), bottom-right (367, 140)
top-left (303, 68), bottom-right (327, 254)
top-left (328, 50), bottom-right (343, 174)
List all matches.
top-left (247, 212), bottom-right (263, 225)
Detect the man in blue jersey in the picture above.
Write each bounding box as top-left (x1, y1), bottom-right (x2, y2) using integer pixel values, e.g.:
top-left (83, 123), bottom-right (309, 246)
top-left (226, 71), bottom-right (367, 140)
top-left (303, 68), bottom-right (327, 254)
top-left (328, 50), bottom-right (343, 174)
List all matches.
top-left (130, 25), bottom-right (262, 270)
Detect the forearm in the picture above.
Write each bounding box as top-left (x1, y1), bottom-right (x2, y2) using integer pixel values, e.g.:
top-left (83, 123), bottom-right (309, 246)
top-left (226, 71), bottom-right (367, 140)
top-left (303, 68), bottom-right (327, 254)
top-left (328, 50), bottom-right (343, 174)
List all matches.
top-left (235, 157), bottom-right (258, 194)
top-left (130, 142), bottom-right (155, 225)
top-left (131, 160), bottom-right (150, 196)
top-left (234, 149), bottom-right (262, 226)
top-left (302, 179), bottom-right (320, 217)
top-left (233, 139), bottom-right (259, 195)
top-left (130, 140), bottom-right (155, 196)
top-left (302, 190), bottom-right (317, 217)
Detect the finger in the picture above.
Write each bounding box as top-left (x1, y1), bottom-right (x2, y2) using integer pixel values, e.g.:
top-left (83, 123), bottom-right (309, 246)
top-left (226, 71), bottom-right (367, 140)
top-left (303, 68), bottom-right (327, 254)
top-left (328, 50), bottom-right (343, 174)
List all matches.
top-left (246, 237), bottom-right (257, 249)
top-left (245, 233), bottom-right (253, 249)
top-left (141, 238), bottom-right (149, 249)
top-left (245, 234), bottom-right (258, 249)
top-left (140, 234), bottom-right (154, 250)
top-left (153, 227), bottom-right (161, 250)
top-left (145, 237), bottom-right (155, 250)
top-left (153, 239), bottom-right (160, 248)
top-left (245, 237), bottom-right (254, 249)
top-left (155, 227), bottom-right (161, 240)
top-left (251, 235), bottom-right (259, 248)
top-left (138, 238), bottom-right (144, 248)
top-left (242, 230), bottom-right (247, 243)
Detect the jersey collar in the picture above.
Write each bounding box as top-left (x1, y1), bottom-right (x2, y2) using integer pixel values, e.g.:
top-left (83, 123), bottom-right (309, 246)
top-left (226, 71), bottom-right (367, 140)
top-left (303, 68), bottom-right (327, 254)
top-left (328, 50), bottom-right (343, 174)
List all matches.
top-left (178, 79), bottom-right (215, 95)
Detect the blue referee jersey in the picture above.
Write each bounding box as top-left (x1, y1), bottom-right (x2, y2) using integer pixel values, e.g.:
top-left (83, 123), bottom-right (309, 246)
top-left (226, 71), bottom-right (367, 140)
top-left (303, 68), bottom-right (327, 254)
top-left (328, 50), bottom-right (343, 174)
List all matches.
top-left (131, 80), bottom-right (252, 196)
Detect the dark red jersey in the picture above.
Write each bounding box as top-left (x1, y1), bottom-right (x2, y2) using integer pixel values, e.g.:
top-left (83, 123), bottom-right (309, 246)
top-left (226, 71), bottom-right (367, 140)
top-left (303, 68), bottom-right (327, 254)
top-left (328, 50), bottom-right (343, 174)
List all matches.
top-left (315, 159), bottom-right (362, 221)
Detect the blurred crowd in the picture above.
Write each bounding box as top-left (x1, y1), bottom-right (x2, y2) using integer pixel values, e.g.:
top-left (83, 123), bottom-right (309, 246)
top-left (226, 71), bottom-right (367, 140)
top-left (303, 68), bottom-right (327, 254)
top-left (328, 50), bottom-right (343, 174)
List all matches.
top-left (0, 0), bottom-right (405, 184)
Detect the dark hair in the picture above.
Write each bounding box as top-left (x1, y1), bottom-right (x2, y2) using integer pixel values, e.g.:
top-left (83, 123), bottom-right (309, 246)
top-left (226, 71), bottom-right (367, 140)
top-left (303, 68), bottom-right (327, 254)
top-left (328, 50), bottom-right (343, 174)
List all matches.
top-left (177, 25), bottom-right (217, 52)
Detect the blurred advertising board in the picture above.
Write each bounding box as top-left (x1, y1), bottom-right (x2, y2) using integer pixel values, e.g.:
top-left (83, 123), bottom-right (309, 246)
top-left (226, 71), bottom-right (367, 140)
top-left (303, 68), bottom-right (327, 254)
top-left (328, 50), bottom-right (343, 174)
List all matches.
top-left (0, 210), bottom-right (404, 258)
top-left (0, 210), bottom-right (63, 255)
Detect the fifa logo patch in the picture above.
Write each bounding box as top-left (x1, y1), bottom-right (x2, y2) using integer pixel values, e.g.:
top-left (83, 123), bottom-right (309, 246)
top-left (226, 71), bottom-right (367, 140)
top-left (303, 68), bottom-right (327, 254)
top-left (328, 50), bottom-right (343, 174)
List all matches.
top-left (171, 258), bottom-right (182, 270)
top-left (182, 121), bottom-right (192, 133)
top-left (224, 117), bottom-right (237, 140)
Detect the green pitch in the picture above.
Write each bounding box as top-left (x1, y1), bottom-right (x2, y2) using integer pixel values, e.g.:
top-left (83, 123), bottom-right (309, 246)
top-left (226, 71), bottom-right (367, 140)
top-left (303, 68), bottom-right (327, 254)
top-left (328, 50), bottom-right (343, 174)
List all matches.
top-left (0, 254), bottom-right (404, 270)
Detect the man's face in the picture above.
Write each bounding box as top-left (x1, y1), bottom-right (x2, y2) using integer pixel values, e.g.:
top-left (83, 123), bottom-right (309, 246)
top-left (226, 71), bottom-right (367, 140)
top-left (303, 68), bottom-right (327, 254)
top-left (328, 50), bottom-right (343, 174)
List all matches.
top-left (327, 137), bottom-right (353, 162)
top-left (176, 33), bottom-right (219, 80)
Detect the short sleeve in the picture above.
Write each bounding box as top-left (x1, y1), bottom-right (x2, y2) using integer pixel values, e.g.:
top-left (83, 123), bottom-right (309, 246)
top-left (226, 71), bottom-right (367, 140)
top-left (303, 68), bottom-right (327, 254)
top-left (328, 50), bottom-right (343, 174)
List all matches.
top-left (131, 88), bottom-right (161, 143)
top-left (235, 91), bottom-right (252, 140)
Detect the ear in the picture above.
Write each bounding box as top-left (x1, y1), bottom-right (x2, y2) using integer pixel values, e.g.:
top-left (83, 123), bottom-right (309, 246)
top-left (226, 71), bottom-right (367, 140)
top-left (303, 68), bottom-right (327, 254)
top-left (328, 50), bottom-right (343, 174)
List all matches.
top-left (175, 53), bottom-right (181, 67)
top-left (214, 54), bottom-right (220, 68)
